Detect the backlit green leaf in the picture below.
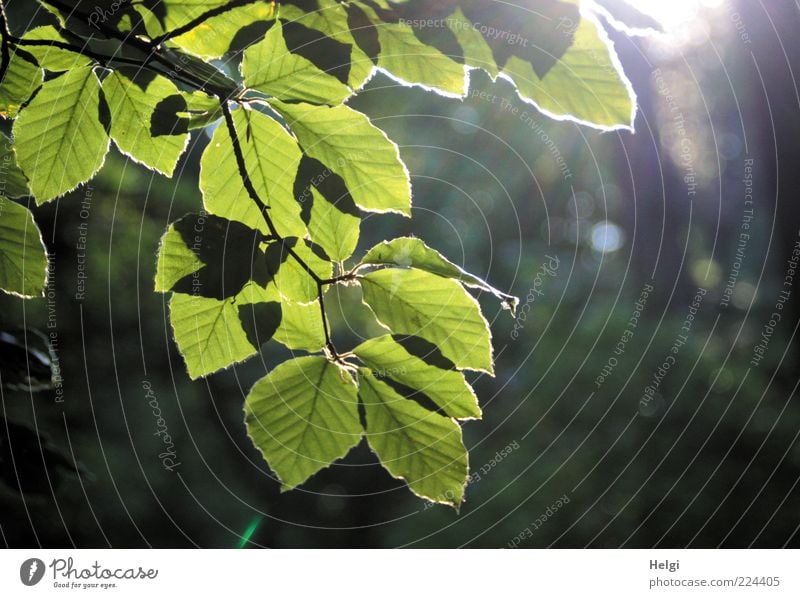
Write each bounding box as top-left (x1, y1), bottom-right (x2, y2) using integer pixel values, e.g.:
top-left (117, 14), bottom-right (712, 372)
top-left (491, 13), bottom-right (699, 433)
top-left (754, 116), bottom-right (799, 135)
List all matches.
top-left (169, 281), bottom-right (279, 379)
top-left (13, 66), bottom-right (109, 203)
top-left (459, 0), bottom-right (579, 80)
top-left (270, 239), bottom-right (332, 304)
top-left (362, 237), bottom-right (518, 312)
top-left (0, 49), bottom-right (42, 118)
top-left (155, 220), bottom-right (204, 293)
top-left (21, 26), bottom-right (91, 71)
top-left (279, 0), bottom-right (374, 91)
top-left (243, 20), bottom-right (352, 105)
top-left (245, 356), bottom-right (362, 490)
top-left (502, 15), bottom-right (635, 130)
top-left (273, 298), bottom-right (326, 353)
top-left (305, 186), bottom-right (359, 262)
top-left (0, 198), bottom-right (48, 298)
top-left (172, 2), bottom-right (276, 59)
top-left (359, 370), bottom-right (468, 507)
top-left (181, 90), bottom-right (222, 129)
top-left (152, 89), bottom-right (221, 133)
top-left (200, 107), bottom-right (306, 238)
top-left (270, 100), bottom-right (411, 216)
top-left (0, 133), bottom-right (32, 198)
top-left (356, 2), bottom-right (467, 98)
top-left (230, 278), bottom-right (328, 353)
top-left (39, 0), bottom-right (143, 35)
top-left (103, 70), bottom-right (189, 176)
top-left (445, 8), bottom-right (497, 78)
top-left (155, 212), bottom-right (267, 299)
top-left (158, 46), bottom-right (241, 97)
top-left (296, 156), bottom-right (360, 262)
top-left (360, 268), bottom-right (493, 374)
top-left (354, 335), bottom-right (481, 420)
top-left (137, 0), bottom-right (230, 37)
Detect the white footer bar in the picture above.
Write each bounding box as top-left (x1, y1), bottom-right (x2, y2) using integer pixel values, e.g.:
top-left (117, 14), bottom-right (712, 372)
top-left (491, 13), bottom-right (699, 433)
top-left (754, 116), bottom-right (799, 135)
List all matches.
top-left (0, 549), bottom-right (797, 596)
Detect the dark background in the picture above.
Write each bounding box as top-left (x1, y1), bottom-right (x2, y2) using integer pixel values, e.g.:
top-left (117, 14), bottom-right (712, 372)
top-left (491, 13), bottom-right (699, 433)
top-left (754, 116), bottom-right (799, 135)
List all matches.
top-left (2, 1), bottom-right (800, 548)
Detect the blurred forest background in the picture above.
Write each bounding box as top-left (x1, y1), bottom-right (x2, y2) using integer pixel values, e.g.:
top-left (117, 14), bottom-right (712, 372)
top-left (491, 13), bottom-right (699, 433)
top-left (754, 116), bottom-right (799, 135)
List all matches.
top-left (2, 0), bottom-right (800, 548)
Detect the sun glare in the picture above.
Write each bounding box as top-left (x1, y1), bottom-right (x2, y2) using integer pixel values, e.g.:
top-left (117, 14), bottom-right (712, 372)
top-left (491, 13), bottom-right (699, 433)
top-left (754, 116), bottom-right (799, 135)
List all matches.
top-left (623, 0), bottom-right (723, 29)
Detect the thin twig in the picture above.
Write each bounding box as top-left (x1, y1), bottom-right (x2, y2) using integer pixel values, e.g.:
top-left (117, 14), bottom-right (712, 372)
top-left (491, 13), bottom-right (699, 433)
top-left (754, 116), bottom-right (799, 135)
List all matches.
top-left (151, 0), bottom-right (260, 46)
top-left (44, 0), bottom-right (234, 97)
top-left (220, 103), bottom-right (341, 360)
top-left (0, 2), bottom-right (11, 81)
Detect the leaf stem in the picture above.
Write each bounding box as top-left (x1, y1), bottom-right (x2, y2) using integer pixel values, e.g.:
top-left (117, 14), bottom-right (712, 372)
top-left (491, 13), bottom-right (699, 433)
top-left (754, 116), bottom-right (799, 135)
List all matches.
top-left (320, 273), bottom-right (358, 286)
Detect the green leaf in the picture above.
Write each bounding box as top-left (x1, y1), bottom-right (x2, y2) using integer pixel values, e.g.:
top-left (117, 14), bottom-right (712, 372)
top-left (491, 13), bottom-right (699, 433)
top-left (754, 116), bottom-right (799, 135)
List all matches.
top-left (103, 70), bottom-right (189, 176)
top-left (459, 0), bottom-right (580, 80)
top-left (359, 369), bottom-right (468, 507)
top-left (354, 335), bottom-right (481, 420)
top-left (356, 2), bottom-right (467, 98)
top-left (279, 0), bottom-right (374, 91)
top-left (200, 107), bottom-right (306, 238)
top-left (360, 268), bottom-right (493, 374)
top-left (152, 89), bottom-right (221, 133)
top-left (0, 198), bottom-right (48, 298)
top-left (181, 90), bottom-right (222, 129)
top-left (155, 212), bottom-right (269, 299)
top-left (231, 278), bottom-right (328, 353)
top-left (13, 66), bottom-right (109, 203)
top-left (157, 213), bottom-right (329, 307)
top-left (445, 8), bottom-right (497, 78)
top-left (501, 15), bottom-right (635, 130)
top-left (242, 20), bottom-right (352, 105)
top-left (0, 133), bottom-right (32, 198)
top-left (167, 260), bottom-right (325, 352)
top-left (272, 297), bottom-right (326, 353)
top-left (304, 186), bottom-right (360, 263)
top-left (40, 0), bottom-right (144, 35)
top-left (270, 239), bottom-right (332, 304)
top-left (331, 0), bottom-right (634, 130)
top-left (172, 2), bottom-right (276, 59)
top-left (296, 156), bottom-right (360, 262)
top-left (0, 49), bottom-right (43, 118)
top-left (169, 281), bottom-right (279, 379)
top-left (137, 0), bottom-right (230, 37)
top-left (154, 220), bottom-right (204, 293)
top-left (21, 26), bottom-right (91, 71)
top-left (270, 100), bottom-right (411, 216)
top-left (245, 356), bottom-right (362, 490)
top-left (361, 237), bottom-right (518, 312)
